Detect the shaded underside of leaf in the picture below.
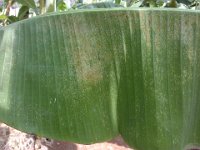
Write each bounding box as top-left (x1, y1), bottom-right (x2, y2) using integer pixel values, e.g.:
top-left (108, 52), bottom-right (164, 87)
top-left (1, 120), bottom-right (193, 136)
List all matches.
top-left (0, 8), bottom-right (200, 150)
top-left (16, 0), bottom-right (36, 9)
top-left (18, 5), bottom-right (29, 20)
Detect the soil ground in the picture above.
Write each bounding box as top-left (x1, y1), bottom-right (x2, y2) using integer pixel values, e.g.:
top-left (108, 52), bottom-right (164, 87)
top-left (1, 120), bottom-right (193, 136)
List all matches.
top-left (0, 123), bottom-right (133, 150)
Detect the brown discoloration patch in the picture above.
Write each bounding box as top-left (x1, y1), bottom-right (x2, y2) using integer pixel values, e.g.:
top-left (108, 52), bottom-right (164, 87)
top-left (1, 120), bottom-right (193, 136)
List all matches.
top-left (72, 48), bottom-right (104, 85)
top-left (71, 17), bottom-right (113, 86)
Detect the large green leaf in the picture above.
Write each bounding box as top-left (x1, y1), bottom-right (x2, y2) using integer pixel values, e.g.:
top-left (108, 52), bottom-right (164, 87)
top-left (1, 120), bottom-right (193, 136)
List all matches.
top-left (0, 8), bottom-right (200, 150)
top-left (117, 9), bottom-right (200, 150)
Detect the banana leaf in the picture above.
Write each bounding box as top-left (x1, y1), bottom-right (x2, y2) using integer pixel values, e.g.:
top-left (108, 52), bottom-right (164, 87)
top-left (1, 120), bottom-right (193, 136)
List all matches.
top-left (0, 8), bottom-right (200, 150)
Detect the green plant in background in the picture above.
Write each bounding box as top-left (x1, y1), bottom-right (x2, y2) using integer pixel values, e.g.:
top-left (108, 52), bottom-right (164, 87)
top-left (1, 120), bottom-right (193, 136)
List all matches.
top-left (0, 0), bottom-right (36, 25)
top-left (0, 0), bottom-right (200, 27)
top-left (1, 8), bottom-right (200, 150)
top-left (57, 0), bottom-right (67, 11)
top-left (0, 0), bottom-right (67, 25)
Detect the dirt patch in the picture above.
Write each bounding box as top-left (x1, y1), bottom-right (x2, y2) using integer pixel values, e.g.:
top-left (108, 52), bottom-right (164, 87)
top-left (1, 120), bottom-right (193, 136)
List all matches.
top-left (0, 123), bottom-right (133, 150)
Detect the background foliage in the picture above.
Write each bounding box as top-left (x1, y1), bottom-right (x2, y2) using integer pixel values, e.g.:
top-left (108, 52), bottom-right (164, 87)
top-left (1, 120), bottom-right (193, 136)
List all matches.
top-left (0, 0), bottom-right (200, 27)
